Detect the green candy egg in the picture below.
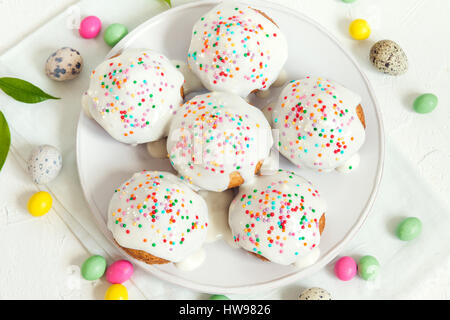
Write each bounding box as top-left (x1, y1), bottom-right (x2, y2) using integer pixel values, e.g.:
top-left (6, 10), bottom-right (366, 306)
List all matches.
top-left (413, 93), bottom-right (438, 114)
top-left (396, 217), bottom-right (422, 241)
top-left (358, 255), bottom-right (380, 280)
top-left (210, 294), bottom-right (230, 300)
top-left (81, 255), bottom-right (107, 280)
top-left (342, 0), bottom-right (357, 3)
top-left (104, 23), bottom-right (128, 47)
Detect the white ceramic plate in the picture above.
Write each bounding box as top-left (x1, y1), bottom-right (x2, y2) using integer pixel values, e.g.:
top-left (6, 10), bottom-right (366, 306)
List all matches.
top-left (76, 0), bottom-right (384, 294)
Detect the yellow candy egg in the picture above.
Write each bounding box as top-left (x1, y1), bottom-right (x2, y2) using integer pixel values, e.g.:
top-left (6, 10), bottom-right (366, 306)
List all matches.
top-left (27, 191), bottom-right (52, 217)
top-left (349, 19), bottom-right (371, 40)
top-left (105, 284), bottom-right (128, 300)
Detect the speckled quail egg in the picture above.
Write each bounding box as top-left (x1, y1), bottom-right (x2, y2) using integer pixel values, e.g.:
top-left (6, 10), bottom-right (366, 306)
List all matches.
top-left (298, 287), bottom-right (332, 300)
top-left (45, 47), bottom-right (83, 81)
top-left (27, 145), bottom-right (63, 184)
top-left (369, 40), bottom-right (408, 75)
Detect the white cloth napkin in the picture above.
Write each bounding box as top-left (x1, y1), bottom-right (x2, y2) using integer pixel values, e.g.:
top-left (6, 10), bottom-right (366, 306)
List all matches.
top-left (0, 0), bottom-right (448, 299)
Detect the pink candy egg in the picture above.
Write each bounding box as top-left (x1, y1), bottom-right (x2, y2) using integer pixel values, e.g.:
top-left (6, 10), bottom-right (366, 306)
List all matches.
top-left (106, 260), bottom-right (133, 284)
top-left (79, 16), bottom-right (102, 39)
top-left (334, 256), bottom-right (357, 281)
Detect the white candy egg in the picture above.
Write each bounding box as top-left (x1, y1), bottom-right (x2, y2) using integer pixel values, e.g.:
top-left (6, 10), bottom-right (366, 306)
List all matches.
top-left (27, 145), bottom-right (63, 184)
top-left (298, 287), bottom-right (332, 300)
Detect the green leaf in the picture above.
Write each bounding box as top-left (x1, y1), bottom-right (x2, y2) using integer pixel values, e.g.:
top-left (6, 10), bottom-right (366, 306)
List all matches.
top-left (164, 0), bottom-right (171, 7)
top-left (0, 110), bottom-right (11, 171)
top-left (0, 77), bottom-right (60, 104)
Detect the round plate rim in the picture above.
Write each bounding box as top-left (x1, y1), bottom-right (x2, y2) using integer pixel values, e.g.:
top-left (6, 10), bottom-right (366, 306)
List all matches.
top-left (76, 0), bottom-right (385, 294)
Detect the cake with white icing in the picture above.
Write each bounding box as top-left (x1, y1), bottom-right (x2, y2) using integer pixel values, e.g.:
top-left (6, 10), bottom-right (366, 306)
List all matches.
top-left (271, 76), bottom-right (366, 172)
top-left (167, 91), bottom-right (273, 192)
top-left (187, 2), bottom-right (288, 97)
top-left (82, 49), bottom-right (184, 144)
top-left (107, 171), bottom-right (209, 266)
top-left (228, 169), bottom-right (326, 266)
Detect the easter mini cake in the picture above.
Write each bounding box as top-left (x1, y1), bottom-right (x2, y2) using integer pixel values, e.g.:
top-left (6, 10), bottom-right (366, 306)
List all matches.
top-left (271, 76), bottom-right (366, 173)
top-left (107, 171), bottom-right (209, 267)
top-left (167, 91), bottom-right (273, 192)
top-left (82, 48), bottom-right (184, 145)
top-left (229, 169), bottom-right (326, 267)
top-left (187, 2), bottom-right (288, 97)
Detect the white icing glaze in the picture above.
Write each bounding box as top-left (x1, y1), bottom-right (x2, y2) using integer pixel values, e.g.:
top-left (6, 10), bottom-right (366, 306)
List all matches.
top-left (229, 170), bottom-right (326, 265)
top-left (81, 92), bottom-right (93, 119)
top-left (272, 69), bottom-right (288, 87)
top-left (174, 248), bottom-right (206, 271)
top-left (167, 91), bottom-right (273, 192)
top-left (223, 227), bottom-right (240, 249)
top-left (171, 60), bottom-right (204, 95)
top-left (259, 148), bottom-right (280, 176)
top-left (146, 138), bottom-right (168, 159)
top-left (293, 247), bottom-right (320, 269)
top-left (107, 171), bottom-right (209, 263)
top-left (198, 189), bottom-right (234, 244)
top-left (187, 2), bottom-right (288, 97)
top-left (83, 49), bottom-right (184, 144)
top-left (272, 77), bottom-right (366, 171)
top-left (336, 153), bottom-right (360, 173)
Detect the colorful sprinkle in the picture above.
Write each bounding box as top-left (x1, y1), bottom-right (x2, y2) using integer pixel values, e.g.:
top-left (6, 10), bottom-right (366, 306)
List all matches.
top-left (167, 92), bottom-right (272, 192)
top-left (85, 49), bottom-right (184, 144)
top-left (187, 3), bottom-right (288, 97)
top-left (229, 170), bottom-right (326, 265)
top-left (108, 171), bottom-right (208, 262)
top-left (272, 77), bottom-right (365, 171)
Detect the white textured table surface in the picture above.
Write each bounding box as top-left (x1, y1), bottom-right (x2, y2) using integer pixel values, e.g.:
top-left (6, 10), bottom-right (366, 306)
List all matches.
top-left (0, 0), bottom-right (449, 300)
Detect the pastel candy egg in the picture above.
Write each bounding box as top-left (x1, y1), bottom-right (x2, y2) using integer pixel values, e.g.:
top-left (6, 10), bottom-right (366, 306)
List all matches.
top-left (209, 295), bottom-right (230, 300)
top-left (334, 256), bottom-right (357, 281)
top-left (358, 255), bottom-right (380, 280)
top-left (349, 19), bottom-right (371, 40)
top-left (105, 284), bottom-right (128, 300)
top-left (27, 191), bottom-right (52, 217)
top-left (413, 94), bottom-right (438, 114)
top-left (298, 287), bottom-right (332, 300)
top-left (45, 47), bottom-right (83, 81)
top-left (342, 0), bottom-right (357, 3)
top-left (370, 40), bottom-right (408, 75)
top-left (81, 255), bottom-right (107, 281)
top-left (27, 145), bottom-right (62, 185)
top-left (105, 260), bottom-right (133, 284)
top-left (103, 23), bottom-right (128, 47)
top-left (396, 217), bottom-right (422, 241)
top-left (79, 16), bottom-right (102, 39)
